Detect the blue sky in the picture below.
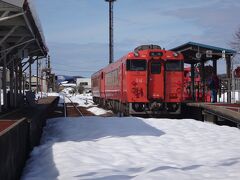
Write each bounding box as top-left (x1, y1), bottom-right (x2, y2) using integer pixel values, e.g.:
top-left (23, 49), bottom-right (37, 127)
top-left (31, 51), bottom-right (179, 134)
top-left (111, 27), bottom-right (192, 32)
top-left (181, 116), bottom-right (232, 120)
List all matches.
top-left (34, 0), bottom-right (240, 77)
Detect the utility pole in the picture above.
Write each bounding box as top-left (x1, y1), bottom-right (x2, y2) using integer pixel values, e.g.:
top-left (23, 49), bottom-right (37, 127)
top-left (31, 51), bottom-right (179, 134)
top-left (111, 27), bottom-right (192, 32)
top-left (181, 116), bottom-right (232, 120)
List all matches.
top-left (105, 0), bottom-right (116, 64)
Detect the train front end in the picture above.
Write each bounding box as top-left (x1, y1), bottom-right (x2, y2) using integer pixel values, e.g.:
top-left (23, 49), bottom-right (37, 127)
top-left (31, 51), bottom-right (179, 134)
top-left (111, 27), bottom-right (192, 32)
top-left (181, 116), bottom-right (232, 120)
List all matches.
top-left (126, 45), bottom-right (184, 115)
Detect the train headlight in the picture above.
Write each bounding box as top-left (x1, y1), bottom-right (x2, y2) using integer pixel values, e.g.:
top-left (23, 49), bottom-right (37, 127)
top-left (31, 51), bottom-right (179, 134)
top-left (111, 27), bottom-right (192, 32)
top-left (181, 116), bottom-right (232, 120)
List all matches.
top-left (134, 52), bottom-right (139, 57)
top-left (173, 52), bottom-right (178, 57)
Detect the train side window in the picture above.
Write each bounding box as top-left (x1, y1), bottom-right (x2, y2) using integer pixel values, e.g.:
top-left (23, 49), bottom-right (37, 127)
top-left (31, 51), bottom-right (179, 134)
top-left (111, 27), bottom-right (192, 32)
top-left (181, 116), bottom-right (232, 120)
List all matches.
top-left (101, 72), bottom-right (104, 79)
top-left (166, 60), bottom-right (183, 71)
top-left (151, 61), bottom-right (161, 74)
top-left (126, 59), bottom-right (146, 71)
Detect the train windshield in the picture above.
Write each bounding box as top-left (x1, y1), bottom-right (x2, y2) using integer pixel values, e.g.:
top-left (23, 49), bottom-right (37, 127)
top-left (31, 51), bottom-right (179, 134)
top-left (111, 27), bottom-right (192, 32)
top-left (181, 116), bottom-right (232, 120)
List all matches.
top-left (151, 61), bottom-right (161, 74)
top-left (126, 59), bottom-right (146, 71)
top-left (165, 60), bottom-right (183, 71)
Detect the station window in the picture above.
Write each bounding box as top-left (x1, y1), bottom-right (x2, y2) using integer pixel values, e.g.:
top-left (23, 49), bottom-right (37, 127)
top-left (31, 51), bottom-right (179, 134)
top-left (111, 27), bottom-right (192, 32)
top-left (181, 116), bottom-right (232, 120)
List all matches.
top-left (126, 59), bottom-right (146, 71)
top-left (151, 61), bottom-right (161, 74)
top-left (80, 82), bottom-right (88, 86)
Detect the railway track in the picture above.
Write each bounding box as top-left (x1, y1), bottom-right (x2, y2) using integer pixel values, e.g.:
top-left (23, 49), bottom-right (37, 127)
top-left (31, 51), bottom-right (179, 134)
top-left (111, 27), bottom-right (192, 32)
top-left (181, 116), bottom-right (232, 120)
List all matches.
top-left (66, 104), bottom-right (94, 117)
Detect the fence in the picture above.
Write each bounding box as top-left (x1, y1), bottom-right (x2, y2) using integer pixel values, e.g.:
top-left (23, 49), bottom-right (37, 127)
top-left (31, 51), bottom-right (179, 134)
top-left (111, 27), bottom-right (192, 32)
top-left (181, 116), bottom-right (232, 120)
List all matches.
top-left (219, 78), bottom-right (240, 103)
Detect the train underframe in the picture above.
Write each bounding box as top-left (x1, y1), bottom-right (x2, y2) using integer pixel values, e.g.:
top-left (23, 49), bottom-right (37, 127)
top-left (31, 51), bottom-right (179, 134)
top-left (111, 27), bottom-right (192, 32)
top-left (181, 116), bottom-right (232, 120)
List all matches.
top-left (93, 97), bottom-right (181, 116)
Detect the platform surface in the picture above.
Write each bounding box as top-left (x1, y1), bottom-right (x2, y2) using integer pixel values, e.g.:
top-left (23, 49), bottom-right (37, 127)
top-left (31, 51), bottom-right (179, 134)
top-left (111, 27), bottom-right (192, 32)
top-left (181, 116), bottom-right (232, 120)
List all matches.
top-left (187, 102), bottom-right (240, 123)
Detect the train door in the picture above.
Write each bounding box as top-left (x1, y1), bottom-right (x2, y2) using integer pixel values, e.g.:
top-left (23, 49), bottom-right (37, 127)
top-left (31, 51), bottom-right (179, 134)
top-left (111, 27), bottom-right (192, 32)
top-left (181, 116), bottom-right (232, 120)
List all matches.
top-left (100, 71), bottom-right (105, 98)
top-left (120, 63), bottom-right (123, 101)
top-left (148, 60), bottom-right (164, 100)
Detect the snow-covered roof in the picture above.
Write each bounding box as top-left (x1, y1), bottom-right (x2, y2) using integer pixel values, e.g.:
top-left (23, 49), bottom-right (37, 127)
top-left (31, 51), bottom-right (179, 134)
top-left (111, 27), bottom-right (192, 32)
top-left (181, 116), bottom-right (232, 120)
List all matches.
top-left (0, 0), bottom-right (48, 58)
top-left (27, 0), bottom-right (46, 49)
top-left (60, 83), bottom-right (76, 87)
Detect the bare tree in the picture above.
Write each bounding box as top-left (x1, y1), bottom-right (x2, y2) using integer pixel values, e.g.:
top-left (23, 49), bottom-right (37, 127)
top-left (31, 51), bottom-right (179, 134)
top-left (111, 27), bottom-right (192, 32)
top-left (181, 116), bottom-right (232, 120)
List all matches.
top-left (231, 27), bottom-right (240, 66)
top-left (231, 27), bottom-right (240, 51)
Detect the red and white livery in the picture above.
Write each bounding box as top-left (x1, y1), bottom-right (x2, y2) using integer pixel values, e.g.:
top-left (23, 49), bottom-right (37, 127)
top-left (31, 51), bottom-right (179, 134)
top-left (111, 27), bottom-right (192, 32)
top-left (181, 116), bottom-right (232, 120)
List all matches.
top-left (91, 45), bottom-right (184, 115)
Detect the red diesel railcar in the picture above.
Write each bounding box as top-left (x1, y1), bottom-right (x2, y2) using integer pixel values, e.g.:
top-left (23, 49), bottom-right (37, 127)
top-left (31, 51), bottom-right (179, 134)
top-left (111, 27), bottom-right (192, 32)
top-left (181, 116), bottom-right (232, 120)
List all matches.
top-left (91, 45), bottom-right (184, 115)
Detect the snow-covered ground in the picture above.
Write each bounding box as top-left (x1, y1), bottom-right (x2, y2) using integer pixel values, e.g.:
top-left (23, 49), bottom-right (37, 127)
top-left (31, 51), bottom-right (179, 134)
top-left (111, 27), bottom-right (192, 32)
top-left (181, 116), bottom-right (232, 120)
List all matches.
top-left (21, 93), bottom-right (240, 180)
top-left (21, 117), bottom-right (240, 180)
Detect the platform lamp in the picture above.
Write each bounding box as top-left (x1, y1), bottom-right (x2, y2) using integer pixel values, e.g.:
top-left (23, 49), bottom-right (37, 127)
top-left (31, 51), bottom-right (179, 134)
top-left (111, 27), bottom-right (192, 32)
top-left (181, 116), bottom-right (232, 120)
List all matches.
top-left (105, 0), bottom-right (116, 64)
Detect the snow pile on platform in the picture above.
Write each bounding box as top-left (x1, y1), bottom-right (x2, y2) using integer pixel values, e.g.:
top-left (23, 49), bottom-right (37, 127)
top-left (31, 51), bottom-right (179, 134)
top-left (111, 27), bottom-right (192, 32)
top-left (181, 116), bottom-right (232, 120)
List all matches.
top-left (22, 117), bottom-right (240, 180)
top-left (87, 106), bottom-right (112, 116)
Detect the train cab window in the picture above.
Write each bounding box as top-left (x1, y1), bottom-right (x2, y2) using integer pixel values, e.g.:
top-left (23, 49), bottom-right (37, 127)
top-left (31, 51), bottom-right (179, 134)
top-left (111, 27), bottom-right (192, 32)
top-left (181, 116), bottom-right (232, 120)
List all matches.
top-left (166, 60), bottom-right (183, 71)
top-left (151, 61), bottom-right (161, 74)
top-left (126, 59), bottom-right (146, 71)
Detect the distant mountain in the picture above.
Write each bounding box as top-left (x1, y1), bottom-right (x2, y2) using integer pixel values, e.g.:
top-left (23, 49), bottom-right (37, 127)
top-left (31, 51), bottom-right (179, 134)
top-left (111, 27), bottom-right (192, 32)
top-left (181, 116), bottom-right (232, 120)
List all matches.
top-left (56, 75), bottom-right (84, 84)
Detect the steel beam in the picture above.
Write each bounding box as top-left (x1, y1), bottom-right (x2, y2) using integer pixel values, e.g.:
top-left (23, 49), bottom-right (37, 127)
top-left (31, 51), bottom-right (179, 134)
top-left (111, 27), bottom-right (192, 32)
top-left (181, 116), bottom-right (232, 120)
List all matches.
top-left (191, 63), bottom-right (195, 101)
top-left (226, 55), bottom-right (231, 103)
top-left (0, 38), bottom-right (34, 63)
top-left (212, 59), bottom-right (217, 74)
top-left (0, 38), bottom-right (34, 54)
top-left (9, 59), bottom-right (14, 107)
top-left (0, 25), bottom-right (18, 46)
top-left (200, 61), bottom-right (205, 101)
top-left (14, 59), bottom-right (18, 107)
top-left (0, 11), bottom-right (10, 18)
top-left (36, 57), bottom-right (39, 93)
top-left (29, 57), bottom-right (32, 91)
top-left (6, 43), bottom-right (29, 66)
top-left (0, 12), bottom-right (24, 22)
top-left (19, 63), bottom-right (23, 95)
top-left (23, 13), bottom-right (45, 56)
top-left (2, 53), bottom-right (7, 109)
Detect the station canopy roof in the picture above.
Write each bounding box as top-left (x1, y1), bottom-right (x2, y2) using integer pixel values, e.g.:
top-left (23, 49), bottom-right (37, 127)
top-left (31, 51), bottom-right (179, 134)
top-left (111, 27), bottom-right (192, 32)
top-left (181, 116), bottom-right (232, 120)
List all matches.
top-left (171, 42), bottom-right (236, 64)
top-left (0, 0), bottom-right (48, 58)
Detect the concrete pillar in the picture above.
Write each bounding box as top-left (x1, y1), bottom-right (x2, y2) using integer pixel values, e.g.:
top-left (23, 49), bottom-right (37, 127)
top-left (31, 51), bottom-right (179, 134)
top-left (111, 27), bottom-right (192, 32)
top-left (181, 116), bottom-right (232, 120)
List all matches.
top-left (213, 59), bottom-right (217, 75)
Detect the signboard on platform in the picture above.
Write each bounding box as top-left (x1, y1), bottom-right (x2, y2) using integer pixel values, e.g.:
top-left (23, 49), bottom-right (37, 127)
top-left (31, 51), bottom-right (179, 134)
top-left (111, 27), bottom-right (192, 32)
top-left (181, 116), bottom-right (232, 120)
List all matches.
top-left (222, 50), bottom-right (226, 58)
top-left (196, 52), bottom-right (202, 59)
top-left (206, 50), bottom-right (212, 58)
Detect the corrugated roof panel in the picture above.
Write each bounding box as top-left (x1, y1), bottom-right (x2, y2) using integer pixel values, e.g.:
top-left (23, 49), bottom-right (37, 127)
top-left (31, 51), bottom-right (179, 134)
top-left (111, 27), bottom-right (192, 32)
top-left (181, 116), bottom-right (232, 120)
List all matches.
top-left (1, 0), bottom-right (24, 7)
top-left (187, 42), bottom-right (236, 54)
top-left (172, 41), bottom-right (236, 54)
top-left (0, 0), bottom-right (48, 56)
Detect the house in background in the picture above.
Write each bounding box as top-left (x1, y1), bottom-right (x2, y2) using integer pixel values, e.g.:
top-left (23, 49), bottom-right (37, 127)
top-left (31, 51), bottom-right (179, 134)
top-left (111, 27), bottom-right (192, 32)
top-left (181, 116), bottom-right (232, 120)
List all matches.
top-left (76, 78), bottom-right (91, 93)
top-left (25, 75), bottom-right (48, 93)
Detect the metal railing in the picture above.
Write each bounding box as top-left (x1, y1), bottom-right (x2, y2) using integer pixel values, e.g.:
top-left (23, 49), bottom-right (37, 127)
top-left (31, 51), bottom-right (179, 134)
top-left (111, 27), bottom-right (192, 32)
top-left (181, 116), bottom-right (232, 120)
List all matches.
top-left (219, 78), bottom-right (240, 103)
